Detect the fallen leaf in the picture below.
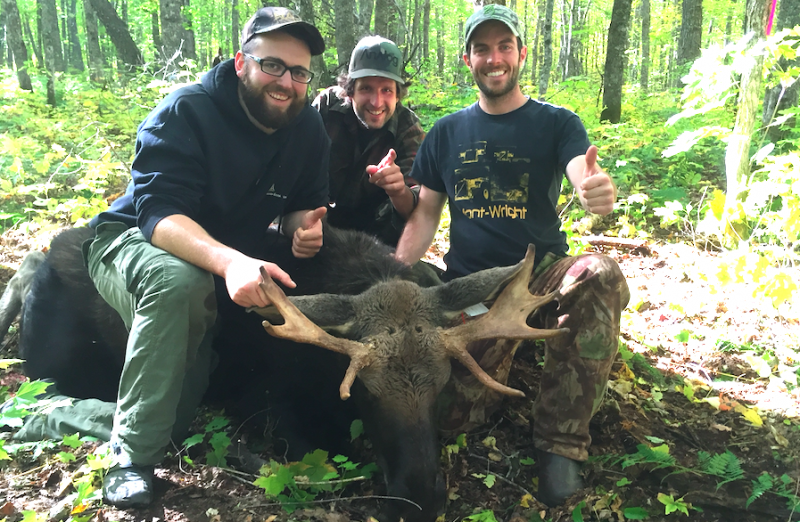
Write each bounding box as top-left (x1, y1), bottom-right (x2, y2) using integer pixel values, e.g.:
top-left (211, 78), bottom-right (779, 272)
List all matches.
top-left (710, 423), bottom-right (732, 432)
top-left (734, 404), bottom-right (763, 427)
top-left (519, 493), bottom-right (533, 508)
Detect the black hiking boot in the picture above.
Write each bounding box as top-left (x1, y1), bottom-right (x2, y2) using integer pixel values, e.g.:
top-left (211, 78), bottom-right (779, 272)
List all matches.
top-left (536, 449), bottom-right (584, 507)
top-left (103, 464), bottom-right (154, 508)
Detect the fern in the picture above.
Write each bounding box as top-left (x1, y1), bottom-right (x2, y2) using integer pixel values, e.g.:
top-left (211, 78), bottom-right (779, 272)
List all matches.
top-left (618, 444), bottom-right (676, 470)
top-left (698, 450), bottom-right (744, 488)
top-left (747, 473), bottom-right (773, 507)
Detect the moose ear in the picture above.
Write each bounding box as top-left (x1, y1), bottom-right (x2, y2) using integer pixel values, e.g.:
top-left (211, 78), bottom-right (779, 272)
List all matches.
top-left (251, 293), bottom-right (357, 336)
top-left (426, 245), bottom-right (536, 319)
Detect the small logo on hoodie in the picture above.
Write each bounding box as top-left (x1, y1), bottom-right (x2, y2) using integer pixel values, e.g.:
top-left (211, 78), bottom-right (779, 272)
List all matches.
top-left (266, 184), bottom-right (286, 200)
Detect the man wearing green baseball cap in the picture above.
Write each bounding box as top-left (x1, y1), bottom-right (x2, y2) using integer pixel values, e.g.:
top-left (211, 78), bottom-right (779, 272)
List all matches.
top-left (395, 3), bottom-right (628, 508)
top-left (313, 36), bottom-right (425, 247)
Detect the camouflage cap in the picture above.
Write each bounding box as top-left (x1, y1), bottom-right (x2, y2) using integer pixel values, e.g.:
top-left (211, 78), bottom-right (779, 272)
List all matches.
top-left (348, 36), bottom-right (404, 84)
top-left (464, 4), bottom-right (521, 52)
top-left (241, 7), bottom-right (325, 56)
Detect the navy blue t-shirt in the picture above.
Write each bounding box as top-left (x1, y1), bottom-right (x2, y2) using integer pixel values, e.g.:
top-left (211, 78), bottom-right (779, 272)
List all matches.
top-left (411, 99), bottom-right (590, 278)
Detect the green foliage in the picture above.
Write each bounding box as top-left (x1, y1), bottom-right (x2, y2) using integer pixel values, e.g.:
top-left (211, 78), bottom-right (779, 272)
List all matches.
top-left (463, 510), bottom-right (499, 522)
top-left (253, 449), bottom-right (378, 512)
top-left (599, 444), bottom-right (800, 511)
top-left (657, 493), bottom-right (690, 516)
top-left (0, 380), bottom-right (72, 429)
top-left (623, 506), bottom-right (650, 519)
top-left (182, 415), bottom-right (230, 467)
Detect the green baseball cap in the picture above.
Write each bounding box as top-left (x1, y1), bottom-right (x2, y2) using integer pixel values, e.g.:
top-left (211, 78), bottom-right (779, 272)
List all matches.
top-left (348, 36), bottom-right (404, 84)
top-left (464, 4), bottom-right (521, 52)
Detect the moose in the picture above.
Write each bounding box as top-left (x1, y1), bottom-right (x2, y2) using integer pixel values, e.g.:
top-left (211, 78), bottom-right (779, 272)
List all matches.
top-left (1, 225), bottom-right (566, 522)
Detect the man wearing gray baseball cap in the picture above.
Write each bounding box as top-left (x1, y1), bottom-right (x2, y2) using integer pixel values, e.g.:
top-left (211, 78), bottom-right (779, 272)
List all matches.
top-left (395, 3), bottom-right (628, 508)
top-left (313, 36), bottom-right (425, 247)
top-left (9, 6), bottom-right (332, 509)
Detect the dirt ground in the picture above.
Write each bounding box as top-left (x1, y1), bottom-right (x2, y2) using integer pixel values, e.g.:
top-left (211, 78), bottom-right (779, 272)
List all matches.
top-left (1, 228), bottom-right (799, 522)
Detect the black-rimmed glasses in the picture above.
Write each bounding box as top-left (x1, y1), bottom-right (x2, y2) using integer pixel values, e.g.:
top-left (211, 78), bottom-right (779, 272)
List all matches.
top-left (243, 53), bottom-right (315, 84)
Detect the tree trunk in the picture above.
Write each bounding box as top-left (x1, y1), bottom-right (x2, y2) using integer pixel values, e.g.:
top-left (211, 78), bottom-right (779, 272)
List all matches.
top-left (151, 10), bottom-right (161, 56)
top-left (24, 14), bottom-right (43, 66)
top-left (538, 0), bottom-right (554, 98)
top-left (640, 0), bottom-right (650, 91)
top-left (160, 0), bottom-right (184, 63)
top-left (422, 0), bottom-right (430, 63)
top-left (410, 0), bottom-right (420, 66)
top-left (676, 0), bottom-right (702, 81)
top-left (39, 0), bottom-right (65, 72)
top-left (374, 0), bottom-right (390, 37)
top-left (724, 0), bottom-right (769, 230)
top-left (435, 6), bottom-right (443, 75)
top-left (762, 0), bottom-right (800, 143)
top-left (600, 0), bottom-right (632, 122)
top-left (231, 0), bottom-right (238, 55)
top-left (391, 0), bottom-right (405, 47)
top-left (358, 0), bottom-right (374, 36)
top-left (531, 0), bottom-right (544, 84)
top-left (180, 0), bottom-right (196, 60)
top-left (84, 0), bottom-right (106, 78)
top-left (334, 0), bottom-right (356, 68)
top-left (66, 0), bottom-right (84, 70)
top-left (1, 0), bottom-right (33, 90)
top-left (295, 0), bottom-right (327, 91)
top-left (557, 0), bottom-right (570, 80)
top-left (88, 0), bottom-right (143, 67)
top-left (567, 0), bottom-right (585, 77)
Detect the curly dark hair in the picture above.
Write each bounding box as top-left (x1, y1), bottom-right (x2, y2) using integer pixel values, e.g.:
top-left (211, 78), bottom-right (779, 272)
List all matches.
top-left (336, 71), bottom-right (410, 101)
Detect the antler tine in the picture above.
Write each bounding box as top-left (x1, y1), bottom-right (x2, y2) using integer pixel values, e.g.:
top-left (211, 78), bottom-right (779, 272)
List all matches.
top-left (255, 267), bottom-right (374, 400)
top-left (439, 246), bottom-right (570, 398)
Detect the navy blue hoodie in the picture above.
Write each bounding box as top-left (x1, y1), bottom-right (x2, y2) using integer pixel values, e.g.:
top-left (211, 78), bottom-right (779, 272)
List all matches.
top-left (92, 59), bottom-right (330, 257)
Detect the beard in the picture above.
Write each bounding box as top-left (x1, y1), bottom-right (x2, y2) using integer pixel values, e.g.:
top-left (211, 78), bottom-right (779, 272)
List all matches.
top-left (473, 63), bottom-right (521, 100)
top-left (238, 74), bottom-right (307, 130)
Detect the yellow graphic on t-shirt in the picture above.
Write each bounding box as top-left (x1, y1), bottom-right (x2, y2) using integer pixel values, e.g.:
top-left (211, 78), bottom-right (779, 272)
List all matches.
top-left (453, 143), bottom-right (530, 219)
top-left (459, 143), bottom-right (487, 164)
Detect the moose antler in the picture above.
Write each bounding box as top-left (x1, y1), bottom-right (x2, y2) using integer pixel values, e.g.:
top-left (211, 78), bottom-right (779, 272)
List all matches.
top-left (254, 267), bottom-right (374, 400)
top-left (440, 246), bottom-right (569, 398)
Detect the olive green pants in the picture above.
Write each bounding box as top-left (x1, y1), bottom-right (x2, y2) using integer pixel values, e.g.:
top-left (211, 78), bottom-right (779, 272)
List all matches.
top-left (16, 223), bottom-right (218, 466)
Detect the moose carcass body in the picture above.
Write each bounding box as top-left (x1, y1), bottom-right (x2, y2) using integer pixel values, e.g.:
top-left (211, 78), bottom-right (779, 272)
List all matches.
top-left (11, 225), bottom-right (565, 522)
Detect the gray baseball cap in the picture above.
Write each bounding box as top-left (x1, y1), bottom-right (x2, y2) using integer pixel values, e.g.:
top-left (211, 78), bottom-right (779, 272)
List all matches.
top-left (348, 36), bottom-right (404, 84)
top-left (464, 4), bottom-right (521, 52)
top-left (241, 7), bottom-right (325, 56)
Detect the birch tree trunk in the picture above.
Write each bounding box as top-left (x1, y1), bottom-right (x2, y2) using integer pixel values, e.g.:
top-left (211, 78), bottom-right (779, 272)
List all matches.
top-left (723, 0), bottom-right (769, 238)
top-left (538, 0), bottom-right (554, 99)
top-left (1, 0), bottom-right (33, 90)
top-left (84, 0), bottom-right (106, 78)
top-left (640, 0), bottom-right (650, 91)
top-left (600, 0), bottom-right (632, 123)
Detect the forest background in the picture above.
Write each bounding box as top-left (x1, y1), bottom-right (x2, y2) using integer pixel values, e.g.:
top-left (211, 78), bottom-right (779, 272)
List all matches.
top-left (0, 0), bottom-right (799, 519)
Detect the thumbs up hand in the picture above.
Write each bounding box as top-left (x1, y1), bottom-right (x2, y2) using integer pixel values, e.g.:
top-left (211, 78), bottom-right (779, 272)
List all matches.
top-left (292, 206), bottom-right (326, 258)
top-left (577, 145), bottom-right (616, 215)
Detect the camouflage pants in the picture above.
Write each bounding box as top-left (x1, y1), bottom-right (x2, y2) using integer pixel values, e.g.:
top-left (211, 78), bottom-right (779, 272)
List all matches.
top-left (437, 253), bottom-right (630, 462)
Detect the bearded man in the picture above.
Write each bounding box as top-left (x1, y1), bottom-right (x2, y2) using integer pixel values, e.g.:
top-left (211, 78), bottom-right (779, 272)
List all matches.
top-left (395, 4), bottom-right (630, 508)
top-left (12, 7), bottom-right (330, 508)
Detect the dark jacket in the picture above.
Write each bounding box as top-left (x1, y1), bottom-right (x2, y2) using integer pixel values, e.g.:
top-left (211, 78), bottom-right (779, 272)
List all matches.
top-left (92, 59), bottom-right (330, 258)
top-left (312, 86), bottom-right (424, 246)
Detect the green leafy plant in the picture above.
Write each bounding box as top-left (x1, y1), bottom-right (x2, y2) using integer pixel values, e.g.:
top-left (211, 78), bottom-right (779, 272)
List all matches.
top-left (253, 449), bottom-right (378, 512)
top-left (182, 415), bottom-right (231, 467)
top-left (657, 493), bottom-right (691, 516)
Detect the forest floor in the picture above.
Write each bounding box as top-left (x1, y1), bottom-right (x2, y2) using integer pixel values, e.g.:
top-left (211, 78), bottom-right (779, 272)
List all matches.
top-left (0, 225), bottom-right (799, 522)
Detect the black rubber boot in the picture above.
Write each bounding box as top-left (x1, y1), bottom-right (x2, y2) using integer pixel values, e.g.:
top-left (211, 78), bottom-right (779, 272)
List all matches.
top-left (103, 465), bottom-right (154, 508)
top-left (536, 449), bottom-right (584, 507)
